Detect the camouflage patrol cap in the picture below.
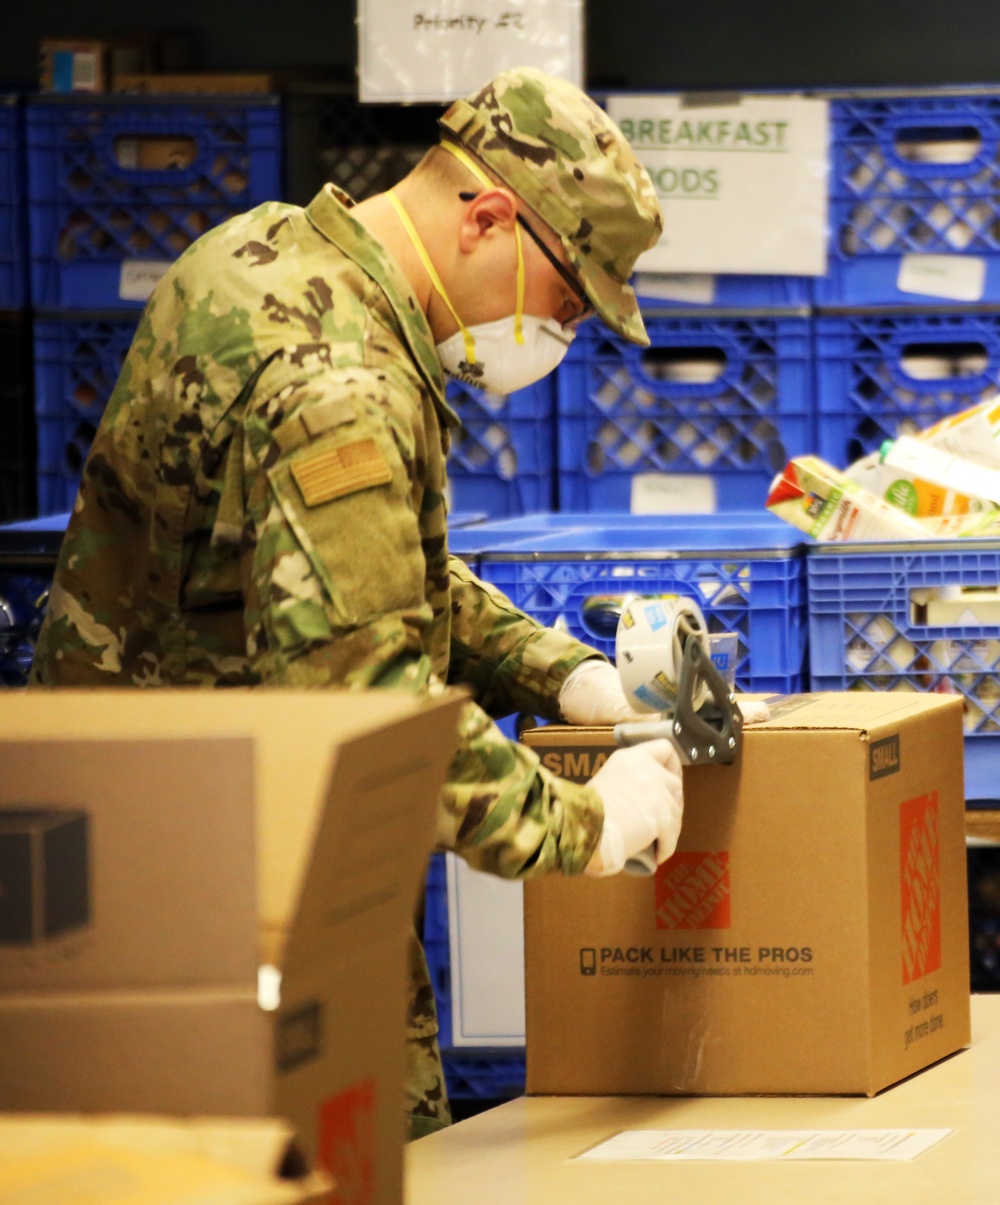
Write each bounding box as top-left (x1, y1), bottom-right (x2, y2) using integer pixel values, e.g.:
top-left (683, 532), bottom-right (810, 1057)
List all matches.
top-left (439, 66), bottom-right (662, 346)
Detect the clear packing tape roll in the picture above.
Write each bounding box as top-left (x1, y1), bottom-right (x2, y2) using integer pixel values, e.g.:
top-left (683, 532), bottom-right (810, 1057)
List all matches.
top-left (613, 595), bottom-right (743, 876)
top-left (616, 595), bottom-right (711, 715)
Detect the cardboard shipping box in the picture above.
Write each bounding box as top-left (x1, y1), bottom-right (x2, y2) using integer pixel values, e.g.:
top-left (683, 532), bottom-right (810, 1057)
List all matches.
top-left (0, 688), bottom-right (464, 1205)
top-left (40, 37), bottom-right (155, 93)
top-left (522, 692), bottom-right (971, 1097)
top-left (0, 1114), bottom-right (330, 1203)
top-left (113, 73), bottom-right (280, 95)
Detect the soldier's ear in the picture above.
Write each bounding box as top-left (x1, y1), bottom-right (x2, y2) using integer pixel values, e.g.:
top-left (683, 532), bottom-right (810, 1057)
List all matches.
top-left (460, 188), bottom-right (518, 246)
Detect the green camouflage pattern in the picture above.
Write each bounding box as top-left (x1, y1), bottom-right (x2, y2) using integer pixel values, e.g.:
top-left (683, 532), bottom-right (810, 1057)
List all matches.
top-left (440, 66), bottom-right (663, 346)
top-left (28, 183), bottom-right (605, 1133)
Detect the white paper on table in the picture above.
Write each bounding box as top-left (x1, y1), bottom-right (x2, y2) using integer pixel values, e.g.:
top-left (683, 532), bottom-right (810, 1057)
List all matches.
top-left (575, 1128), bottom-right (953, 1163)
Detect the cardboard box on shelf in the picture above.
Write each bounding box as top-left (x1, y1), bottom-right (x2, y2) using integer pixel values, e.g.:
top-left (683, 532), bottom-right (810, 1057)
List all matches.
top-left (0, 1115), bottom-right (331, 1203)
top-left (0, 688), bottom-right (464, 1205)
top-left (113, 73), bottom-right (280, 95)
top-left (40, 37), bottom-right (155, 93)
top-left (522, 691), bottom-right (971, 1097)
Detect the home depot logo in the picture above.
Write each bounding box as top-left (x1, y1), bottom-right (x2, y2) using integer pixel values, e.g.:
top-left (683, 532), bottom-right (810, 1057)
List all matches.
top-left (317, 1079), bottom-right (377, 1205)
top-left (655, 852), bottom-right (730, 929)
top-left (900, 792), bottom-right (942, 985)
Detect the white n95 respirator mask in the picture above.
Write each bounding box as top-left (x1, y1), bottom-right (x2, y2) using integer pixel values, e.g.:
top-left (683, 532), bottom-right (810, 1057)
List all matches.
top-left (435, 314), bottom-right (573, 395)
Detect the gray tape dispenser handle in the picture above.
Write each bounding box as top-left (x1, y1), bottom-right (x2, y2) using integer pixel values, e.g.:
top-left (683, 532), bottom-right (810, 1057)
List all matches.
top-left (613, 636), bottom-right (744, 876)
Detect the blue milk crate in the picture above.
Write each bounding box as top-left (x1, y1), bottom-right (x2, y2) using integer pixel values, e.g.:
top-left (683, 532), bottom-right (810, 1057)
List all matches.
top-left (472, 512), bottom-right (809, 694)
top-left (816, 92), bottom-right (1000, 308)
top-left (33, 312), bottom-right (139, 513)
top-left (635, 274), bottom-right (812, 313)
top-left (445, 378), bottom-right (554, 517)
top-left (27, 95), bottom-right (282, 309)
top-left (423, 853), bottom-right (526, 1101)
top-left (0, 95), bottom-right (27, 309)
top-left (814, 311), bottom-right (1000, 466)
top-left (557, 316), bottom-right (813, 513)
top-left (807, 539), bottom-right (1000, 804)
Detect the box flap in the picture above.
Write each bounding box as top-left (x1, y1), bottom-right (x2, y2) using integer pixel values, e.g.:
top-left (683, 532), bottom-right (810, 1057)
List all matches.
top-left (752, 691), bottom-right (964, 733)
top-left (0, 690), bottom-right (465, 966)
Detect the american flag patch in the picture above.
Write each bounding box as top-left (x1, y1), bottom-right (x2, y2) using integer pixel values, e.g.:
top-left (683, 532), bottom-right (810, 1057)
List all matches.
top-left (290, 438), bottom-right (392, 507)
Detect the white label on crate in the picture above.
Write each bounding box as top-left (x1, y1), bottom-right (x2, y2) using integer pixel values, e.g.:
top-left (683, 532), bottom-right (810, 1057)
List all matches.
top-left (631, 472), bottom-right (718, 515)
top-left (576, 1129), bottom-right (953, 1163)
top-left (358, 0), bottom-right (582, 103)
top-left (634, 273), bottom-right (717, 305)
top-left (897, 254), bottom-right (987, 302)
top-left (445, 852), bottom-right (525, 1047)
top-left (606, 94), bottom-right (828, 276)
top-left (119, 260), bottom-right (172, 302)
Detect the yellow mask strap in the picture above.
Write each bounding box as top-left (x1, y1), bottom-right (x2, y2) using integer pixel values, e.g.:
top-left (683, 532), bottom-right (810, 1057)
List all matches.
top-left (442, 140), bottom-right (525, 346)
top-left (513, 221), bottom-right (525, 345)
top-left (440, 139), bottom-right (493, 186)
top-left (387, 188), bottom-right (477, 366)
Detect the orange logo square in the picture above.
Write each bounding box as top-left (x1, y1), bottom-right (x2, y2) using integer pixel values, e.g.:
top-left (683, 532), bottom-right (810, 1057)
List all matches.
top-left (655, 851), bottom-right (731, 929)
top-left (900, 792), bottom-right (942, 985)
top-left (317, 1079), bottom-right (377, 1205)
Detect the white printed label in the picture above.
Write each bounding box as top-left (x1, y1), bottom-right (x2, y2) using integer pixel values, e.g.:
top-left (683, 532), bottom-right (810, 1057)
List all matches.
top-left (71, 51), bottom-right (100, 92)
top-left (634, 273), bottom-right (717, 306)
top-left (898, 254), bottom-right (987, 302)
top-left (631, 472), bottom-right (718, 514)
top-left (119, 260), bottom-right (172, 302)
top-left (577, 1128), bottom-right (953, 1163)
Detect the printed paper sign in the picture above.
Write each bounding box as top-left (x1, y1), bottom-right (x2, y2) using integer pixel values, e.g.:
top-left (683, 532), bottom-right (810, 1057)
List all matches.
top-left (576, 1128), bottom-right (952, 1162)
top-left (358, 0), bottom-right (582, 103)
top-left (606, 94), bottom-right (829, 275)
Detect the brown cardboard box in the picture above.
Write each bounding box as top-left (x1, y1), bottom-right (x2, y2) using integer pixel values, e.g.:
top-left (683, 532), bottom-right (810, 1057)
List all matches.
top-left (0, 1115), bottom-right (330, 1203)
top-left (40, 37), bottom-right (154, 93)
top-left (114, 73), bottom-right (280, 95)
top-left (522, 692), bottom-right (971, 1097)
top-left (0, 689), bottom-right (464, 1205)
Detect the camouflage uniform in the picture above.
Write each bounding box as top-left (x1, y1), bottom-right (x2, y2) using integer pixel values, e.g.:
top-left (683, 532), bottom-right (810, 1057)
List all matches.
top-left (30, 67), bottom-right (662, 1140)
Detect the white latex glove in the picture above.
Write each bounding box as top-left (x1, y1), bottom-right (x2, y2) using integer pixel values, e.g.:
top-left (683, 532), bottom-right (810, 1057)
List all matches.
top-left (559, 658), bottom-right (650, 726)
top-left (737, 698), bottom-right (770, 725)
top-left (584, 738), bottom-right (684, 877)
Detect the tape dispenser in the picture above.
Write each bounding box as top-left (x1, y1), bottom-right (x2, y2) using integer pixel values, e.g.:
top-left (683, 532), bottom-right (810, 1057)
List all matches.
top-left (614, 595), bottom-right (744, 875)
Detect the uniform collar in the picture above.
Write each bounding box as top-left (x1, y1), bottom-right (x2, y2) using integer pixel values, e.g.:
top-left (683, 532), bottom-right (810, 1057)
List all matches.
top-left (305, 185), bottom-right (459, 428)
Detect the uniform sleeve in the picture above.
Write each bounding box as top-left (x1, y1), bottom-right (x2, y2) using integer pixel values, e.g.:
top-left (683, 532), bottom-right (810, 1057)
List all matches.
top-left (240, 354), bottom-right (602, 878)
top-left (447, 556), bottom-right (605, 719)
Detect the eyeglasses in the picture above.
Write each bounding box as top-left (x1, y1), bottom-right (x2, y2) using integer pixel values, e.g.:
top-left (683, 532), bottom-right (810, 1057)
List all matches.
top-left (458, 191), bottom-right (594, 326)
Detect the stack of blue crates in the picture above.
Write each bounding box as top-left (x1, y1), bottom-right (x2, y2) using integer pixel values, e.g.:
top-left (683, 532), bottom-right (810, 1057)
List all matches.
top-left (807, 88), bottom-right (1000, 807)
top-left (813, 90), bottom-right (1000, 466)
top-left (25, 93), bottom-right (283, 513)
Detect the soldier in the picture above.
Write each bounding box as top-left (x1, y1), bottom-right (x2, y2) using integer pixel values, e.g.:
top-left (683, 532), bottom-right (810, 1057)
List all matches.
top-left (30, 66), bottom-right (687, 1138)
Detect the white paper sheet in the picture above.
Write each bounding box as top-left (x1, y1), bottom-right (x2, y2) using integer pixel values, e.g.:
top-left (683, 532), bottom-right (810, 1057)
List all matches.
top-left (576, 1128), bottom-right (953, 1163)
